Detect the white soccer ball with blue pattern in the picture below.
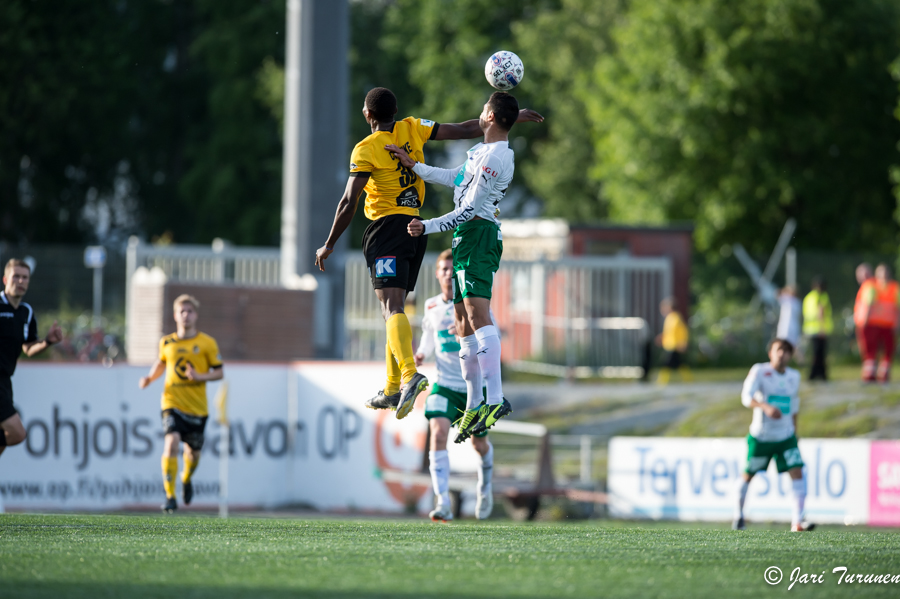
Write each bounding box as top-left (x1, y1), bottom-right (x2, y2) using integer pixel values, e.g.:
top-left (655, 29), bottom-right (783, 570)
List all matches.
top-left (484, 51), bottom-right (524, 90)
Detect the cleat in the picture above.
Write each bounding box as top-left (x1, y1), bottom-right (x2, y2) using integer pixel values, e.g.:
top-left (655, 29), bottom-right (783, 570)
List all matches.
top-left (182, 481), bottom-right (193, 506)
top-left (453, 407), bottom-right (481, 444)
top-left (365, 389), bottom-right (400, 411)
top-left (396, 373), bottom-right (428, 420)
top-left (162, 497), bottom-right (177, 513)
top-left (791, 522), bottom-right (816, 532)
top-left (732, 517), bottom-right (745, 531)
top-left (470, 398), bottom-right (513, 436)
top-left (429, 504), bottom-right (454, 523)
top-left (476, 490), bottom-right (493, 520)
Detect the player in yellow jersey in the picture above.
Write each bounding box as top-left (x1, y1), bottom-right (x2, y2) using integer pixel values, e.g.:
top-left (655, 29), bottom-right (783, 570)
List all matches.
top-left (315, 87), bottom-right (542, 420)
top-left (138, 294), bottom-right (223, 513)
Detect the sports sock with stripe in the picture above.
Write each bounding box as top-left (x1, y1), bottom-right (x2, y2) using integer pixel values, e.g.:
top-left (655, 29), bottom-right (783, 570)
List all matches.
top-left (386, 313), bottom-right (417, 384)
top-left (428, 450), bottom-right (451, 507)
top-left (162, 456), bottom-right (178, 499)
top-left (182, 454), bottom-right (199, 484)
top-left (474, 325), bottom-right (503, 405)
top-left (459, 334), bottom-right (482, 411)
top-left (384, 342), bottom-right (402, 396)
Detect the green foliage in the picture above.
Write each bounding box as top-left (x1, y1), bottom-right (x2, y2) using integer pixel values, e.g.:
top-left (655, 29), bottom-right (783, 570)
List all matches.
top-left (588, 0), bottom-right (900, 254)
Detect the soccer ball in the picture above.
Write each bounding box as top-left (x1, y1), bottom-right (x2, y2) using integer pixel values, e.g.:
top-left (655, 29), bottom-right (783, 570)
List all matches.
top-left (484, 51), bottom-right (524, 91)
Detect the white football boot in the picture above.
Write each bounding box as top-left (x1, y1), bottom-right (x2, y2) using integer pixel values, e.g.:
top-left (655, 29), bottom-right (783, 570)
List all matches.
top-left (476, 489), bottom-right (493, 520)
top-left (429, 503), bottom-right (453, 523)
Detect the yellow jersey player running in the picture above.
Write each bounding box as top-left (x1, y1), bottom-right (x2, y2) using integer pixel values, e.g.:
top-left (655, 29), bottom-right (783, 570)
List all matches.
top-left (138, 294), bottom-right (223, 513)
top-left (315, 87), bottom-right (542, 421)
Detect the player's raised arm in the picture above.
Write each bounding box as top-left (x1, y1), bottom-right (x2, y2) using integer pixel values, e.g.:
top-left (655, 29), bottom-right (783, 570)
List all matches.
top-left (433, 109), bottom-right (544, 141)
top-left (22, 320), bottom-right (61, 357)
top-left (385, 144), bottom-right (461, 189)
top-left (315, 174), bottom-right (370, 272)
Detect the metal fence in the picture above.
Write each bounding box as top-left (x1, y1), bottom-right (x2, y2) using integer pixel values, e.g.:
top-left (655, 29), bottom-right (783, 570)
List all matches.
top-left (343, 254), bottom-right (671, 378)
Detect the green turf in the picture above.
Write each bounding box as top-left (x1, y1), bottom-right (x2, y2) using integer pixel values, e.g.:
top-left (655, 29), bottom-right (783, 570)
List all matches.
top-left (2, 515), bottom-right (900, 598)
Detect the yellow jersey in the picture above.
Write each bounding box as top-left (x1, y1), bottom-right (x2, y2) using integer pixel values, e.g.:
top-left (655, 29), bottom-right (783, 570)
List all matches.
top-left (661, 312), bottom-right (689, 352)
top-left (349, 116), bottom-right (439, 220)
top-left (158, 332), bottom-right (222, 416)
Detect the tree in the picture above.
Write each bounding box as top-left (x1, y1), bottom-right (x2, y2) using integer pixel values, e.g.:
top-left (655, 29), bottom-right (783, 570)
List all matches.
top-left (587, 0), bottom-right (900, 254)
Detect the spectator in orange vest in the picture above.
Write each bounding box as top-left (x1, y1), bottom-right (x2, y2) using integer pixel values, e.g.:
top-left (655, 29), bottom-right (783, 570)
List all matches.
top-left (853, 263), bottom-right (874, 379)
top-left (858, 263), bottom-right (900, 383)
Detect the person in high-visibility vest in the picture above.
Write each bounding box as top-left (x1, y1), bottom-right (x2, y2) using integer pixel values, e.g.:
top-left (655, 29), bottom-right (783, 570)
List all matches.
top-left (858, 263), bottom-right (900, 383)
top-left (802, 277), bottom-right (833, 381)
top-left (853, 263), bottom-right (875, 380)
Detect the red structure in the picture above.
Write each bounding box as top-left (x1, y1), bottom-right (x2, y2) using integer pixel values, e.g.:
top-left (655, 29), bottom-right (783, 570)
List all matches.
top-left (568, 224), bottom-right (693, 319)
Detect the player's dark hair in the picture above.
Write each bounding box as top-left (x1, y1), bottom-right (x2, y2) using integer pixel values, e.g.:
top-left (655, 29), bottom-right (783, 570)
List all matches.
top-left (4, 258), bottom-right (30, 275)
top-left (365, 87), bottom-right (397, 123)
top-left (488, 91), bottom-right (518, 131)
top-left (768, 338), bottom-right (794, 355)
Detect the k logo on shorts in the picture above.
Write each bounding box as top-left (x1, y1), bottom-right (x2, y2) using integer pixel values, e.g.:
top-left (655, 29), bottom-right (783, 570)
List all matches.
top-left (375, 257), bottom-right (396, 277)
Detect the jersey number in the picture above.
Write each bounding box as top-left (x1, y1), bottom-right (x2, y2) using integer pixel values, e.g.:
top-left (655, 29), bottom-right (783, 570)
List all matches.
top-left (396, 162), bottom-right (418, 187)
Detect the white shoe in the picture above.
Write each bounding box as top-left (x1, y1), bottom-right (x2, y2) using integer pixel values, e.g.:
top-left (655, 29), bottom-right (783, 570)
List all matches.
top-left (429, 504), bottom-right (453, 522)
top-left (476, 489), bottom-right (493, 520)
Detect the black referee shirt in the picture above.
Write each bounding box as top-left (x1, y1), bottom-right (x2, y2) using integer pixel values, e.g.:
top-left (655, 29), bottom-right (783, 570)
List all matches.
top-left (0, 291), bottom-right (37, 378)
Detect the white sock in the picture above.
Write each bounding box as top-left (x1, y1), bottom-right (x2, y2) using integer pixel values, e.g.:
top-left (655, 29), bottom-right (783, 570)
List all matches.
top-left (791, 477), bottom-right (807, 526)
top-left (474, 325), bottom-right (503, 405)
top-left (459, 335), bottom-right (483, 411)
top-left (478, 442), bottom-right (494, 495)
top-left (429, 450), bottom-right (450, 507)
top-left (735, 478), bottom-right (749, 520)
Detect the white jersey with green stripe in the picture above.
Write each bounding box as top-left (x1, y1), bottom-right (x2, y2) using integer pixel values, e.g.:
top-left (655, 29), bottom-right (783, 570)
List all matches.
top-left (741, 362), bottom-right (801, 442)
top-left (413, 140), bottom-right (514, 235)
top-left (417, 293), bottom-right (496, 394)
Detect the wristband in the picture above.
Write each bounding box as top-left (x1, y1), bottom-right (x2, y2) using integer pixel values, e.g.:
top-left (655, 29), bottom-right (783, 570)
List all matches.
top-left (325, 247), bottom-right (333, 251)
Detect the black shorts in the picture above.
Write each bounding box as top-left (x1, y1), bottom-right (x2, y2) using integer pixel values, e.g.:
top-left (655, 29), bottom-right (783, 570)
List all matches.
top-left (663, 350), bottom-right (683, 369)
top-left (0, 376), bottom-right (16, 422)
top-left (362, 214), bottom-right (428, 291)
top-left (161, 409), bottom-right (208, 451)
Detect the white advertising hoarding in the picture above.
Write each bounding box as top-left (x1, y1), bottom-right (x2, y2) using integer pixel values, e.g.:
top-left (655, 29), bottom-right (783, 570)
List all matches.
top-left (608, 437), bottom-right (871, 524)
top-left (0, 363), bottom-right (448, 513)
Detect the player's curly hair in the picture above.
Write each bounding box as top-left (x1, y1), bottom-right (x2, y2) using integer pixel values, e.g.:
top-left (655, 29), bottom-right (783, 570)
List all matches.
top-left (488, 91), bottom-right (519, 132)
top-left (365, 87), bottom-right (397, 123)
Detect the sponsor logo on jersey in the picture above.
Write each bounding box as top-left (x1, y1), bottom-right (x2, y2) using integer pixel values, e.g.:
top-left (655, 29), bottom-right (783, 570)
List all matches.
top-left (420, 119), bottom-right (434, 127)
top-left (0, 313), bottom-right (13, 318)
top-left (396, 187), bottom-right (421, 208)
top-left (482, 165), bottom-right (498, 177)
top-left (350, 163), bottom-right (358, 170)
top-left (375, 257), bottom-right (397, 277)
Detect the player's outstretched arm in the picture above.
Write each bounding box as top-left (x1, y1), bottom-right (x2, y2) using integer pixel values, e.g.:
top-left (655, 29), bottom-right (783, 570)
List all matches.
top-left (139, 360), bottom-right (165, 389)
top-left (433, 109), bottom-right (544, 141)
top-left (385, 144), bottom-right (459, 188)
top-left (315, 175), bottom-right (369, 272)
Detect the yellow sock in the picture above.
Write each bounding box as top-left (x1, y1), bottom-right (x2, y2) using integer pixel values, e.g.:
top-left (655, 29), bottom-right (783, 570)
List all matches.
top-left (182, 454), bottom-right (199, 483)
top-left (385, 342), bottom-right (401, 395)
top-left (657, 368), bottom-right (671, 385)
top-left (679, 366), bottom-right (693, 382)
top-left (162, 456), bottom-right (178, 499)
top-left (386, 313), bottom-right (417, 384)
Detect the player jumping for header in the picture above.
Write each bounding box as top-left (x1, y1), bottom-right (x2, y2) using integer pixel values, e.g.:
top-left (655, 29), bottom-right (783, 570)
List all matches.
top-left (417, 249), bottom-right (495, 522)
top-left (315, 87), bottom-right (541, 421)
top-left (387, 90), bottom-right (524, 442)
top-left (734, 338), bottom-right (815, 532)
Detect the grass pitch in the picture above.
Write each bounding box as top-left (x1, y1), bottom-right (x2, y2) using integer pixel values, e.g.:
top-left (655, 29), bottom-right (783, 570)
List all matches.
top-left (2, 514), bottom-right (900, 598)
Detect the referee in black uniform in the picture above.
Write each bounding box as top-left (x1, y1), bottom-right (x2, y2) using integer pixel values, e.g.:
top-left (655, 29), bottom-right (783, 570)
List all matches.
top-left (0, 258), bottom-right (61, 459)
